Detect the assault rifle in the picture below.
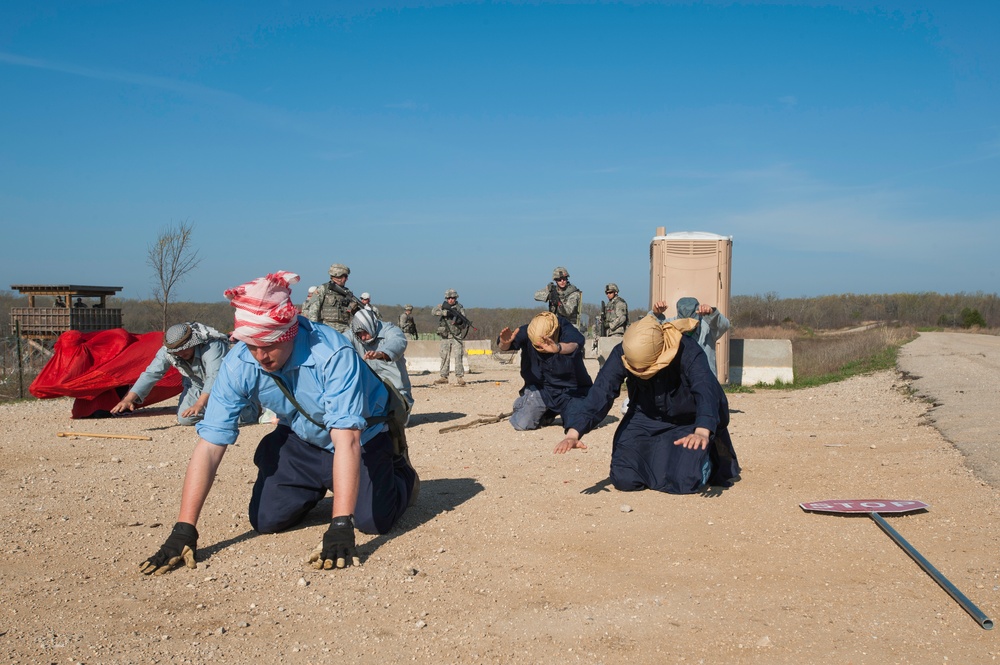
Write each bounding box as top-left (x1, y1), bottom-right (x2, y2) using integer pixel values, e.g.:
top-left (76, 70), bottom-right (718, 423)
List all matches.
top-left (328, 282), bottom-right (364, 313)
top-left (441, 302), bottom-right (477, 331)
top-left (545, 283), bottom-right (560, 314)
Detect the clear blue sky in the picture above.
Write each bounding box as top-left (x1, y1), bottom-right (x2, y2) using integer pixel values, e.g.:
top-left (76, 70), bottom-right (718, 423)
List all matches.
top-left (1, 1), bottom-right (997, 308)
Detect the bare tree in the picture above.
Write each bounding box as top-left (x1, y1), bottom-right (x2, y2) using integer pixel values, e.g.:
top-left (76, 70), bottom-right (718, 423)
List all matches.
top-left (147, 221), bottom-right (201, 331)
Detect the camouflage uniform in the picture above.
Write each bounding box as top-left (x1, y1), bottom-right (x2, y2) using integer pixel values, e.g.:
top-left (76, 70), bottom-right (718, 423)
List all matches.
top-left (603, 283), bottom-right (629, 337)
top-left (534, 266), bottom-right (582, 327)
top-left (303, 263), bottom-right (357, 333)
top-left (399, 306), bottom-right (418, 340)
top-left (432, 289), bottom-right (469, 384)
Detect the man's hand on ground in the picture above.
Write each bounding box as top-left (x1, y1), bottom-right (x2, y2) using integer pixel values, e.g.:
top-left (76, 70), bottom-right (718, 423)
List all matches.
top-left (674, 428), bottom-right (711, 450)
top-left (307, 517), bottom-right (360, 570)
top-left (553, 436), bottom-right (587, 454)
top-left (139, 522), bottom-right (198, 575)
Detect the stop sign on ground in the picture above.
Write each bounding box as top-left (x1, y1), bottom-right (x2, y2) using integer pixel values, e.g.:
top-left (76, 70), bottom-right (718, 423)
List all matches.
top-left (800, 499), bottom-right (930, 514)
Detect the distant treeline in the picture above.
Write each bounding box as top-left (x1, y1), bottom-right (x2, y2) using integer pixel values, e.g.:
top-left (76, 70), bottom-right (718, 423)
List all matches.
top-left (729, 291), bottom-right (999, 330)
top-left (2, 291), bottom-right (997, 344)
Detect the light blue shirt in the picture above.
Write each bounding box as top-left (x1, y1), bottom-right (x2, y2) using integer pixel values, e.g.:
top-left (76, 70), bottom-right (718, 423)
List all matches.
top-left (131, 338), bottom-right (229, 401)
top-left (197, 317), bottom-right (388, 450)
top-left (661, 309), bottom-right (731, 379)
top-left (350, 319), bottom-right (414, 408)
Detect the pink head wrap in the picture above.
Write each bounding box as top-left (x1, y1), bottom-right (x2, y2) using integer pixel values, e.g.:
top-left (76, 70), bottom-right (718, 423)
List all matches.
top-left (224, 271), bottom-right (301, 345)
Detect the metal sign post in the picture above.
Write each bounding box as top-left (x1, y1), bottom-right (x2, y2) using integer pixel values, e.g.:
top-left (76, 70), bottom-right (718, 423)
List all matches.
top-left (800, 499), bottom-right (993, 630)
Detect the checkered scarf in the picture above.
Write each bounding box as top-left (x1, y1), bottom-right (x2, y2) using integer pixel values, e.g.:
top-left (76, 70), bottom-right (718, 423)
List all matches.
top-left (224, 271), bottom-right (300, 345)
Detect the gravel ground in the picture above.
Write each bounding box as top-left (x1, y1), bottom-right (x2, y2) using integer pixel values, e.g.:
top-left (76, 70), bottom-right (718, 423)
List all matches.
top-left (2, 333), bottom-right (998, 663)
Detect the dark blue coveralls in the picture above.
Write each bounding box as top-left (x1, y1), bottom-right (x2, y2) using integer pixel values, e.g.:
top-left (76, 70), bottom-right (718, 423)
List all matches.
top-left (563, 337), bottom-right (740, 494)
top-left (502, 316), bottom-right (593, 429)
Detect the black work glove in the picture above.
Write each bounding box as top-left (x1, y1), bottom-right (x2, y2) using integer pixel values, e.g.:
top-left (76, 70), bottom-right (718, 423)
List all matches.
top-left (139, 522), bottom-right (198, 575)
top-left (308, 516), bottom-right (359, 570)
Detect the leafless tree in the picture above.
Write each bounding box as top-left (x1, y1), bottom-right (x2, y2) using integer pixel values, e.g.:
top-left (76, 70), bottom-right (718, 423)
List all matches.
top-left (147, 221), bottom-right (201, 331)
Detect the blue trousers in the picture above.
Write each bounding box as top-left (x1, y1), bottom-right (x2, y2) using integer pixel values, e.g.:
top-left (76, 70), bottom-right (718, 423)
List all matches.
top-left (609, 410), bottom-right (739, 494)
top-left (248, 426), bottom-right (416, 535)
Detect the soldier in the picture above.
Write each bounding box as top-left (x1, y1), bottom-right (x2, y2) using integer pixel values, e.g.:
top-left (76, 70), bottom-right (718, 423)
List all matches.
top-left (602, 283), bottom-right (630, 337)
top-left (359, 292), bottom-right (382, 320)
top-left (300, 286), bottom-right (318, 313)
top-left (534, 267), bottom-right (582, 327)
top-left (399, 304), bottom-right (418, 340)
top-left (304, 263), bottom-right (359, 333)
top-left (432, 288), bottom-right (470, 386)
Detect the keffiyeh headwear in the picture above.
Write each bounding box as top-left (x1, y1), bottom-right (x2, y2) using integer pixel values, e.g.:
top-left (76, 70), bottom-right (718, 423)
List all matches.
top-left (224, 271), bottom-right (301, 344)
top-left (621, 314), bottom-right (698, 379)
top-left (527, 311), bottom-right (559, 351)
top-left (350, 309), bottom-right (382, 347)
top-left (164, 322), bottom-right (228, 354)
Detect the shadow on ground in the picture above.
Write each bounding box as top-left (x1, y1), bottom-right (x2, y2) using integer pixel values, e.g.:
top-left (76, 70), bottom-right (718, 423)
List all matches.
top-left (198, 477), bottom-right (485, 564)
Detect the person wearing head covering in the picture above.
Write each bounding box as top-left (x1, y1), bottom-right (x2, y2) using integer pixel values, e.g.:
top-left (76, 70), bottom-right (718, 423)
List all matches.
top-left (358, 292), bottom-right (382, 320)
top-left (111, 322), bottom-right (256, 426)
top-left (349, 309), bottom-right (414, 413)
top-left (300, 285), bottom-right (318, 312)
top-left (138, 271), bottom-right (419, 577)
top-left (667, 297), bottom-right (730, 379)
top-left (553, 305), bottom-right (740, 494)
top-left (398, 304), bottom-right (418, 340)
top-left (533, 266), bottom-right (583, 327)
top-left (432, 288), bottom-right (471, 386)
top-left (303, 263), bottom-right (358, 332)
top-left (497, 311), bottom-right (593, 430)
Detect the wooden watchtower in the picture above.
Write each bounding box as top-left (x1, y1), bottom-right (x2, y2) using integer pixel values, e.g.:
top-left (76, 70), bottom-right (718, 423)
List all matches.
top-left (9, 284), bottom-right (124, 340)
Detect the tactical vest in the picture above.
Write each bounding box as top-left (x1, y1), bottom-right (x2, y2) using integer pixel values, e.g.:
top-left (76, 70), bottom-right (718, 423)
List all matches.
top-left (319, 284), bottom-right (353, 327)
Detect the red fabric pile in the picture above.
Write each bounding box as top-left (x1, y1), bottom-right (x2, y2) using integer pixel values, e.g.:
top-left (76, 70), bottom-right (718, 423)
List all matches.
top-left (30, 328), bottom-right (182, 418)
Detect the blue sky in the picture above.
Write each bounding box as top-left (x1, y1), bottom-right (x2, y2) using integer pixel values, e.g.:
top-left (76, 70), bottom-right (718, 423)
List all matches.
top-left (1, 1), bottom-right (998, 308)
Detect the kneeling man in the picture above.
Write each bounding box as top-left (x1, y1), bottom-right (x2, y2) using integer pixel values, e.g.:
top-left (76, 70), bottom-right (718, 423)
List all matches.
top-left (497, 311), bottom-right (592, 430)
top-left (139, 271), bottom-right (419, 575)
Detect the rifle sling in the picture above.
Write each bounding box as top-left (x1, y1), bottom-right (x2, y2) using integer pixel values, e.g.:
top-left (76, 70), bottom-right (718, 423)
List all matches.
top-left (267, 372), bottom-right (390, 431)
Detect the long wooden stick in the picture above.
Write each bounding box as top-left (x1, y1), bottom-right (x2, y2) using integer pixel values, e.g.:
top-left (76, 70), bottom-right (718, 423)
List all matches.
top-left (438, 412), bottom-right (512, 434)
top-left (57, 432), bottom-right (153, 441)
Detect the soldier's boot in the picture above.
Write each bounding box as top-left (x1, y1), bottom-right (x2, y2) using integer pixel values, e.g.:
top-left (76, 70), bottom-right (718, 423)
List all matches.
top-left (434, 377), bottom-right (449, 385)
top-left (456, 377), bottom-right (466, 387)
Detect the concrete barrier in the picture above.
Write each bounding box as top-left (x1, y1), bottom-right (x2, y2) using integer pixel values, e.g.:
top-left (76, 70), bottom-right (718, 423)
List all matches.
top-left (729, 339), bottom-right (793, 386)
top-left (591, 336), bottom-right (622, 366)
top-left (404, 339), bottom-right (519, 374)
top-left (404, 337), bottom-right (794, 386)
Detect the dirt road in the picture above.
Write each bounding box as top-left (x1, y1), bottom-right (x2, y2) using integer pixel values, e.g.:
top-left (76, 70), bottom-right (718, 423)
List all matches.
top-left (898, 331), bottom-right (1000, 488)
top-left (2, 333), bottom-right (997, 663)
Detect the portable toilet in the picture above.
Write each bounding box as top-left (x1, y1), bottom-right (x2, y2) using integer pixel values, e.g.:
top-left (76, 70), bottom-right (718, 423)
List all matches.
top-left (649, 229), bottom-right (733, 383)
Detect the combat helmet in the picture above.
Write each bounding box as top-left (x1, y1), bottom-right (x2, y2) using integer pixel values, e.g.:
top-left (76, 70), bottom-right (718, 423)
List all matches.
top-left (552, 267), bottom-right (570, 280)
top-left (605, 283), bottom-right (619, 294)
top-left (328, 263), bottom-right (350, 278)
top-left (444, 288), bottom-right (459, 299)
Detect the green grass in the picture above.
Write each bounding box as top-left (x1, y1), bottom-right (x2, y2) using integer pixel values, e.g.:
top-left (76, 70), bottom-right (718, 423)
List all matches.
top-left (750, 325), bottom-right (916, 390)
top-left (788, 343), bottom-right (902, 389)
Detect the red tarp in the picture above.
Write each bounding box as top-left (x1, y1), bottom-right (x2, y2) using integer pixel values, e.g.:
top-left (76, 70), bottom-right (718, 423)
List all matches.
top-left (30, 328), bottom-right (182, 419)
